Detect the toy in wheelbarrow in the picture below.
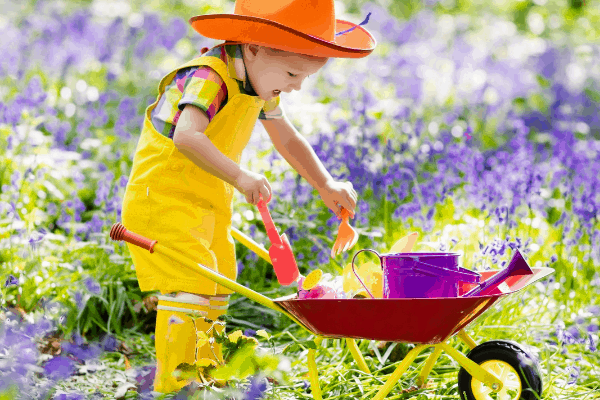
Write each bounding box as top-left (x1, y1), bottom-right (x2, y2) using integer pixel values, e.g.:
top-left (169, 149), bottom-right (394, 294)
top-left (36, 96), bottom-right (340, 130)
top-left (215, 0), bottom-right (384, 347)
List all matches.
top-left (109, 199), bottom-right (553, 400)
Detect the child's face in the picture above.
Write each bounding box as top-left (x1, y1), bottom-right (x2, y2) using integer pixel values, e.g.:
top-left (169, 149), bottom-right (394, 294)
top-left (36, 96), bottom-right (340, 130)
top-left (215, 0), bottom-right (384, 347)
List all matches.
top-left (242, 44), bottom-right (329, 102)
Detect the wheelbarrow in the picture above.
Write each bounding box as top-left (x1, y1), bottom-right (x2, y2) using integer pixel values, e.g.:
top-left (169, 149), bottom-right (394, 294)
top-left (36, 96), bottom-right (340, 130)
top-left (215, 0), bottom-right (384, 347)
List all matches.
top-left (110, 223), bottom-right (553, 400)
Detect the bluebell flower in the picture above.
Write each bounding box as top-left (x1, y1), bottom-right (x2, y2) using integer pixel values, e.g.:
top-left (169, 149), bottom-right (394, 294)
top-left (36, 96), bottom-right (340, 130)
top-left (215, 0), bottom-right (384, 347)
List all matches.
top-left (244, 375), bottom-right (268, 400)
top-left (244, 329), bottom-right (257, 337)
top-left (132, 364), bottom-right (156, 393)
top-left (61, 334), bottom-right (102, 362)
top-left (567, 364), bottom-right (580, 385)
top-left (426, 208), bottom-right (435, 220)
top-left (43, 356), bottom-right (76, 380)
top-left (4, 274), bottom-right (18, 287)
top-left (118, 175), bottom-right (128, 188)
top-left (25, 230), bottom-right (42, 254)
top-left (588, 305), bottom-right (600, 315)
top-left (97, 337), bottom-right (118, 358)
top-left (587, 333), bottom-right (597, 352)
top-left (566, 326), bottom-right (580, 341)
top-left (74, 291), bottom-right (84, 310)
top-left (53, 392), bottom-right (86, 400)
top-left (84, 278), bottom-right (101, 295)
top-left (87, 214), bottom-right (104, 234)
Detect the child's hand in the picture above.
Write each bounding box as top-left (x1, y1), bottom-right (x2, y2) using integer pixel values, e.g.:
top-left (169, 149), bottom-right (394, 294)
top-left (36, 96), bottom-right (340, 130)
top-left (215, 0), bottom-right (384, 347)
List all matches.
top-left (234, 168), bottom-right (272, 206)
top-left (318, 180), bottom-right (357, 218)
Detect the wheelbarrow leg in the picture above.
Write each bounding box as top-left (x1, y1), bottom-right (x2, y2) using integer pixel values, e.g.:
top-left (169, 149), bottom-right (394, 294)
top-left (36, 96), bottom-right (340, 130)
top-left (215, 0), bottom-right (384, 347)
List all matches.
top-left (371, 344), bottom-right (429, 400)
top-left (307, 337), bottom-right (323, 400)
top-left (438, 342), bottom-right (504, 392)
top-left (346, 339), bottom-right (370, 374)
top-left (415, 344), bottom-right (443, 388)
top-left (457, 329), bottom-right (478, 350)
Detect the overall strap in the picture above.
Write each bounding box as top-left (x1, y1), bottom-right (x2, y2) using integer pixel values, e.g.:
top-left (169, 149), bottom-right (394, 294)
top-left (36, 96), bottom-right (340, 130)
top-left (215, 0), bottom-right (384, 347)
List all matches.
top-left (156, 55), bottom-right (239, 100)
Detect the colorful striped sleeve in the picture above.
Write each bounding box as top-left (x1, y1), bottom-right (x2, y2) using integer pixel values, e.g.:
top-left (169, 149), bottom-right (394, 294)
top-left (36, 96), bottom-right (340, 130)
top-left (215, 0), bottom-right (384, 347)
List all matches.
top-left (178, 66), bottom-right (228, 122)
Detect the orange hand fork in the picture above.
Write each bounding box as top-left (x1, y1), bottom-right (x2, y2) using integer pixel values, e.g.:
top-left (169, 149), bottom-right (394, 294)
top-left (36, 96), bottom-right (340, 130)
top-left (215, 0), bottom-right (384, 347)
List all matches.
top-left (331, 207), bottom-right (359, 257)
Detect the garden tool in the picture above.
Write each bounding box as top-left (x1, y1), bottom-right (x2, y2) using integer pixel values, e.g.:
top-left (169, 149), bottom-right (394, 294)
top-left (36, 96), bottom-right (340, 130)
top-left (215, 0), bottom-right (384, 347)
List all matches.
top-left (463, 249), bottom-right (533, 297)
top-left (342, 232), bottom-right (419, 298)
top-left (331, 208), bottom-right (359, 257)
top-left (256, 197), bottom-right (300, 286)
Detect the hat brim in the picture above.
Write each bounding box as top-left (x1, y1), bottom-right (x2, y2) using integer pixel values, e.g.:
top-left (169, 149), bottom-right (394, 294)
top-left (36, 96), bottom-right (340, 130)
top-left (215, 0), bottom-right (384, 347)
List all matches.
top-left (189, 14), bottom-right (376, 59)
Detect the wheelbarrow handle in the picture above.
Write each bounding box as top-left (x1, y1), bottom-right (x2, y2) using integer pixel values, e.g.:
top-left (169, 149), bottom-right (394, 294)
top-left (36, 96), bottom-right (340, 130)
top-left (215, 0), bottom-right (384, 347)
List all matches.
top-left (230, 227), bottom-right (272, 265)
top-left (109, 223), bottom-right (278, 312)
top-left (110, 223), bottom-right (157, 253)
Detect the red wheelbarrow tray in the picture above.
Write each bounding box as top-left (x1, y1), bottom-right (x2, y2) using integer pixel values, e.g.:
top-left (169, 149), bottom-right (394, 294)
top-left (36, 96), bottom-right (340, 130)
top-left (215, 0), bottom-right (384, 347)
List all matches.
top-left (274, 267), bottom-right (553, 344)
top-left (108, 222), bottom-right (551, 344)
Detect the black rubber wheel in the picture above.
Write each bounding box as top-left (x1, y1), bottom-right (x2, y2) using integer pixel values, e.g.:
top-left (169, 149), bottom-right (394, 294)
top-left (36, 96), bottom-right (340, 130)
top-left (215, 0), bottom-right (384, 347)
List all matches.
top-left (457, 340), bottom-right (543, 400)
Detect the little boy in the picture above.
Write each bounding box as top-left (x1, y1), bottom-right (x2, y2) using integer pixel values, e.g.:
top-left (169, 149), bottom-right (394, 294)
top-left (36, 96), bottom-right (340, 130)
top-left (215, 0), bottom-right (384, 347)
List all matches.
top-left (121, 0), bottom-right (375, 393)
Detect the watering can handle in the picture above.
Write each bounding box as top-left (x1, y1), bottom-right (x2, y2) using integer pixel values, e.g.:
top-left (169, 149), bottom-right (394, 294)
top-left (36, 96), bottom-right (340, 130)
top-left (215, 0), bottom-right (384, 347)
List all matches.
top-left (351, 249), bottom-right (381, 299)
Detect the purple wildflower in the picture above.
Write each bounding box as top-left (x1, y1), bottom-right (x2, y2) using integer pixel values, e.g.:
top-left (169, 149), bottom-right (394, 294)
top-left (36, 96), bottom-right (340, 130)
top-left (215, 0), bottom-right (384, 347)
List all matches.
top-left (587, 333), bottom-right (597, 352)
top-left (61, 333), bottom-right (102, 362)
top-left (567, 363), bottom-right (580, 385)
top-left (101, 334), bottom-right (119, 352)
top-left (244, 375), bottom-right (268, 400)
top-left (43, 356), bottom-right (76, 380)
top-left (84, 277), bottom-right (101, 295)
top-left (4, 275), bottom-right (18, 287)
top-left (134, 365), bottom-right (156, 393)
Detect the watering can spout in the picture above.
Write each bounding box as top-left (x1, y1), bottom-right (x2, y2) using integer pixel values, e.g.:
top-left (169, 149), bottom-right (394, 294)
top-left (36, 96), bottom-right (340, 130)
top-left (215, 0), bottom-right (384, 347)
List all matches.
top-left (463, 249), bottom-right (533, 297)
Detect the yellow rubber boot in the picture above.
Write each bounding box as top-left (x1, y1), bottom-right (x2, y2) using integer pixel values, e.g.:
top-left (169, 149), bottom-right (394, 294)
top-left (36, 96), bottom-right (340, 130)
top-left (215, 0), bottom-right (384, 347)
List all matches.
top-left (153, 293), bottom-right (229, 393)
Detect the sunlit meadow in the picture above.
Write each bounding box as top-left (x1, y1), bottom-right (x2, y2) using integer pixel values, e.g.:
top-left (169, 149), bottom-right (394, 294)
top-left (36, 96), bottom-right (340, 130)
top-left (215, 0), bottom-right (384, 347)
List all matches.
top-left (1, 0), bottom-right (599, 398)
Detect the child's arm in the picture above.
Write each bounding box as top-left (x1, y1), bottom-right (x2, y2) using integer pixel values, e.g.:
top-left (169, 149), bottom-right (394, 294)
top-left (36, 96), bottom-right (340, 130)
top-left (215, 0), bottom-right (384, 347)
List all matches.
top-left (173, 104), bottom-right (272, 205)
top-left (261, 115), bottom-right (357, 217)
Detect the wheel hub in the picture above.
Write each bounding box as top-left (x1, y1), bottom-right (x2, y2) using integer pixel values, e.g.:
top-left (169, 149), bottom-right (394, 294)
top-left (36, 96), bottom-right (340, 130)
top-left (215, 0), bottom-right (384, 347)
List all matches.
top-left (471, 360), bottom-right (522, 400)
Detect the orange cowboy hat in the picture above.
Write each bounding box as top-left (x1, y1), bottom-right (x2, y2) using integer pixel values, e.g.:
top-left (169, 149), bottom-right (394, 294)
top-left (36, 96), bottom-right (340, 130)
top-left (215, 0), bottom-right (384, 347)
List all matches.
top-left (189, 0), bottom-right (376, 59)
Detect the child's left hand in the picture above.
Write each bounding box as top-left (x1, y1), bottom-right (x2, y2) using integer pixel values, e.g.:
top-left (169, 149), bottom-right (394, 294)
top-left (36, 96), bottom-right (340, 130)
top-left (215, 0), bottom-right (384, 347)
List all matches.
top-left (318, 180), bottom-right (357, 219)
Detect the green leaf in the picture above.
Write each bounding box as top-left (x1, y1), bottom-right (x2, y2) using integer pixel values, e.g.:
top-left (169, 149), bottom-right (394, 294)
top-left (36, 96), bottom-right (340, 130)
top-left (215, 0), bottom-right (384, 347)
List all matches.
top-left (584, 88), bottom-right (600, 103)
top-left (282, 344), bottom-right (300, 354)
top-left (536, 74), bottom-right (551, 88)
top-left (303, 341), bottom-right (318, 350)
top-left (173, 362), bottom-right (197, 382)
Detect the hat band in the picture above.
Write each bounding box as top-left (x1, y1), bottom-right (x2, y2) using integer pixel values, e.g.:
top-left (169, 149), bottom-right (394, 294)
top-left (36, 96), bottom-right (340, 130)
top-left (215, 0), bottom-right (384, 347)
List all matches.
top-left (336, 12), bottom-right (372, 36)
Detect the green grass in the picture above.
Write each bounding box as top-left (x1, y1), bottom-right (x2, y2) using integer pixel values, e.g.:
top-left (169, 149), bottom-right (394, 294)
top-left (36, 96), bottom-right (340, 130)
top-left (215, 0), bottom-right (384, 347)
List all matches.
top-left (12, 209), bottom-right (598, 399)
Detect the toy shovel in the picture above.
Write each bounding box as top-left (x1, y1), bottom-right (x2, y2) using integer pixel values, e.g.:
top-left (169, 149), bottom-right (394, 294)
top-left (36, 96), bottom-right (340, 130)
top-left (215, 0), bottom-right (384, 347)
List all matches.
top-left (256, 197), bottom-right (300, 286)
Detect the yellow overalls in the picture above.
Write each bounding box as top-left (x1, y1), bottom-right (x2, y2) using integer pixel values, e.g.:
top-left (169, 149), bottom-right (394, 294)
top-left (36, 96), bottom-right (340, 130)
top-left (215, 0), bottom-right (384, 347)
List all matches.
top-left (121, 53), bottom-right (265, 393)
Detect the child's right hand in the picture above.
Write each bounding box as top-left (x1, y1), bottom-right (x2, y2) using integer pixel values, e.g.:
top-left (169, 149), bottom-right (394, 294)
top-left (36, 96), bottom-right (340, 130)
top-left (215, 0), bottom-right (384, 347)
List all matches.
top-left (234, 168), bottom-right (272, 206)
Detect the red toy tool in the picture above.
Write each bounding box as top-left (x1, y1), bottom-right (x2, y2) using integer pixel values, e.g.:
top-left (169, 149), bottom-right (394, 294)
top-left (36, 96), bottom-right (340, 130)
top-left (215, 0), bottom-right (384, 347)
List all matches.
top-left (256, 196), bottom-right (300, 286)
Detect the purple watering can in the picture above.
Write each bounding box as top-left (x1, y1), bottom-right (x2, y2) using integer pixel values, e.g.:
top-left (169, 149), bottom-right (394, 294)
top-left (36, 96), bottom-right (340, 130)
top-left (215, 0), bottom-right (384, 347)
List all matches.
top-left (351, 250), bottom-right (481, 299)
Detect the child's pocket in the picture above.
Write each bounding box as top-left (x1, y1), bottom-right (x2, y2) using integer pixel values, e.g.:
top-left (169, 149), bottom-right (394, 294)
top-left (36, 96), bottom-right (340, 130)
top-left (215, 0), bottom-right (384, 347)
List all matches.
top-left (121, 183), bottom-right (152, 233)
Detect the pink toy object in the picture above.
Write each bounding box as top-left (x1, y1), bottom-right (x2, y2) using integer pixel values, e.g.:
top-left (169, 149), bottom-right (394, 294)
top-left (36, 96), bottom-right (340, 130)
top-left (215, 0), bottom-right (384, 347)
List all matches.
top-left (256, 196), bottom-right (300, 286)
